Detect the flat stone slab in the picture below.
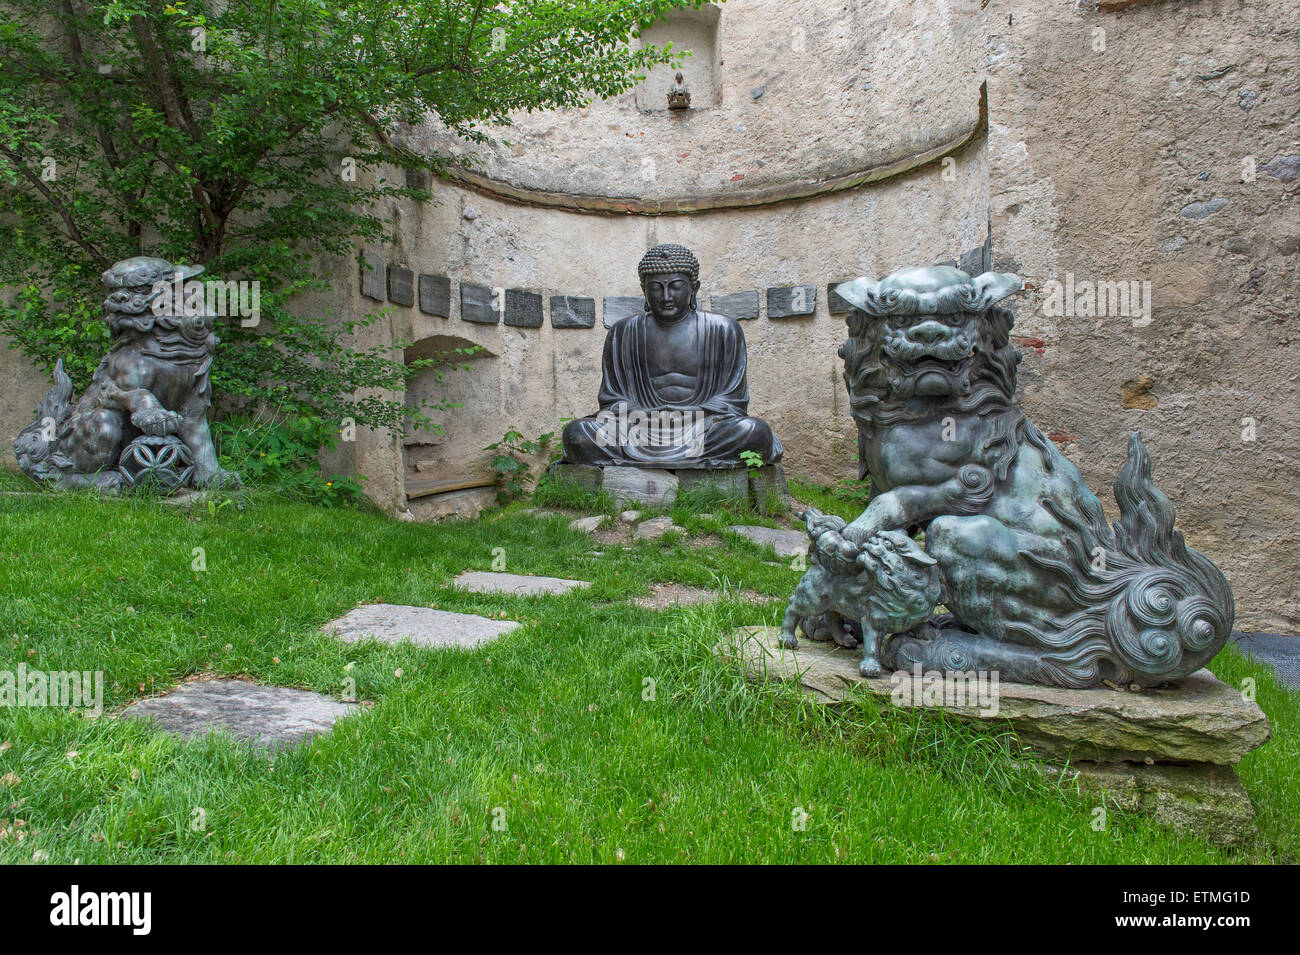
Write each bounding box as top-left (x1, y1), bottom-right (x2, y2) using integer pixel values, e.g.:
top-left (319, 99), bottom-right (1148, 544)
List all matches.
top-left (603, 295), bottom-right (644, 327)
top-left (767, 285), bottom-right (816, 318)
top-left (634, 516), bottom-right (682, 540)
top-left (569, 515), bottom-right (607, 533)
top-left (418, 273), bottom-right (451, 317)
top-left (322, 603), bottom-right (518, 649)
top-left (453, 571), bottom-right (591, 596)
top-left (504, 289), bottom-right (543, 328)
top-left (387, 265), bottom-right (415, 307)
top-left (122, 679), bottom-right (357, 750)
top-left (550, 295), bottom-right (596, 329)
top-left (634, 583), bottom-right (776, 610)
top-left (726, 627), bottom-right (1271, 765)
top-left (727, 525), bottom-right (807, 557)
top-left (710, 291), bottom-right (759, 320)
top-left (359, 251), bottom-right (386, 301)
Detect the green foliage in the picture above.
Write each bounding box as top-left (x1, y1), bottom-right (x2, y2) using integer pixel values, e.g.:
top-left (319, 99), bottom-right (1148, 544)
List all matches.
top-left (0, 0), bottom-right (707, 442)
top-left (530, 475), bottom-right (616, 513)
top-left (832, 476), bottom-right (872, 508)
top-left (788, 476), bottom-right (870, 523)
top-left (738, 449), bottom-right (764, 471)
top-left (213, 413), bottom-right (364, 506)
top-left (485, 427), bottom-right (556, 503)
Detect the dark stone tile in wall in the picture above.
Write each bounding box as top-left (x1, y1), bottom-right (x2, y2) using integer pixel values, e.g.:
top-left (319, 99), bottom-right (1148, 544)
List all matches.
top-left (359, 251), bottom-right (386, 301)
top-left (711, 291), bottom-right (759, 320)
top-left (827, 282), bottom-right (855, 315)
top-left (604, 295), bottom-right (645, 328)
top-left (767, 285), bottom-right (816, 318)
top-left (504, 289), bottom-right (544, 328)
top-left (461, 283), bottom-right (500, 324)
top-left (418, 274), bottom-right (451, 317)
top-left (960, 236), bottom-right (991, 277)
top-left (550, 295), bottom-right (596, 328)
top-left (388, 266), bottom-right (415, 307)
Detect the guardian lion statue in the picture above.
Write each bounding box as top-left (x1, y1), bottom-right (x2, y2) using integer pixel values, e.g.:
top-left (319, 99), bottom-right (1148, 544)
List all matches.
top-left (781, 266), bottom-right (1233, 688)
top-left (13, 256), bottom-right (239, 493)
top-left (779, 508), bottom-right (942, 676)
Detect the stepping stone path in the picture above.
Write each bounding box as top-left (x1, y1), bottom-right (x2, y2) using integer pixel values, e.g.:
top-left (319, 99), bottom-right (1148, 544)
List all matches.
top-left (727, 524), bottom-right (808, 557)
top-left (724, 626), bottom-right (1272, 846)
top-left (635, 516), bottom-right (683, 540)
top-left (122, 679), bottom-right (357, 750)
top-left (453, 570), bottom-right (590, 596)
top-left (323, 603), bottom-right (519, 649)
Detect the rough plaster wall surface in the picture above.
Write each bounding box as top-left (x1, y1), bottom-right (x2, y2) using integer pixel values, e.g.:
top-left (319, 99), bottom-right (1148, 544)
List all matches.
top-left (989, 0), bottom-right (1299, 629)
top-left (376, 139), bottom-right (988, 489)
top-left (401, 0), bottom-right (984, 203)
top-left (1, 335), bottom-right (49, 469)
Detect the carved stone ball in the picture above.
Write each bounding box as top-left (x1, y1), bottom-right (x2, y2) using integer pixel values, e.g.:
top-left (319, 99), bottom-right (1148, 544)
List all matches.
top-left (118, 435), bottom-right (196, 492)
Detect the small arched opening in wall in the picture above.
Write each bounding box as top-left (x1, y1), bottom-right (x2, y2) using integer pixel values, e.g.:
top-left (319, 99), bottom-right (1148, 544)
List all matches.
top-left (402, 334), bottom-right (500, 518)
top-left (635, 3), bottom-right (722, 111)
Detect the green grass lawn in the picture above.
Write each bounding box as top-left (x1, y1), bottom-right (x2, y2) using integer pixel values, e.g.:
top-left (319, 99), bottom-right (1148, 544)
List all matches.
top-left (0, 475), bottom-right (1294, 863)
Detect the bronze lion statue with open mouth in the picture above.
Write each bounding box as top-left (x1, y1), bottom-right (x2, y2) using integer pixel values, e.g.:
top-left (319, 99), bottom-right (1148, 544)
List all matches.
top-left (781, 266), bottom-right (1233, 688)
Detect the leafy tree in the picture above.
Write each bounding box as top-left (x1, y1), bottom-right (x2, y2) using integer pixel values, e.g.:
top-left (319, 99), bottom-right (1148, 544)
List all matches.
top-left (0, 0), bottom-right (702, 435)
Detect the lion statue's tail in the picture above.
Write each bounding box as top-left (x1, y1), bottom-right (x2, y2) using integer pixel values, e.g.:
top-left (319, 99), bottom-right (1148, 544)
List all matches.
top-left (1024, 431), bottom-right (1234, 687)
top-left (12, 358), bottom-right (74, 482)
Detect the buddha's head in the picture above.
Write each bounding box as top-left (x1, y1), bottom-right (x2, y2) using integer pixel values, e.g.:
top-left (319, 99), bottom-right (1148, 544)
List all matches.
top-left (638, 243), bottom-right (700, 323)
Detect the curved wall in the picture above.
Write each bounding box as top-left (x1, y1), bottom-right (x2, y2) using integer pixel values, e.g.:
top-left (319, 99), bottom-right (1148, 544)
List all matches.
top-left (398, 0), bottom-right (985, 210)
top-left (368, 132), bottom-right (989, 501)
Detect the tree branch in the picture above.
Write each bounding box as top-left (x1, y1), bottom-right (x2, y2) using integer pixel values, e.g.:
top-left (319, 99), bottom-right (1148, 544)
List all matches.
top-left (0, 143), bottom-right (110, 268)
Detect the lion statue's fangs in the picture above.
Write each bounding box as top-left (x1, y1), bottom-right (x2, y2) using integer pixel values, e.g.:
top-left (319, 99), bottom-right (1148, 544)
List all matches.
top-left (780, 265), bottom-right (1234, 689)
top-left (13, 256), bottom-right (239, 494)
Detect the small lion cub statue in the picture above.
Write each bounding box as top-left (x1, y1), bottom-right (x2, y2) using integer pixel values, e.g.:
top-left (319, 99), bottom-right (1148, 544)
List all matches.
top-left (779, 509), bottom-right (942, 676)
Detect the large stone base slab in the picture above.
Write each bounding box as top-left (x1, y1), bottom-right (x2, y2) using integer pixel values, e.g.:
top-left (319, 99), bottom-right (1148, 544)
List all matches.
top-left (1040, 760), bottom-right (1257, 848)
top-left (727, 627), bottom-right (1270, 764)
top-left (724, 626), bottom-right (1269, 847)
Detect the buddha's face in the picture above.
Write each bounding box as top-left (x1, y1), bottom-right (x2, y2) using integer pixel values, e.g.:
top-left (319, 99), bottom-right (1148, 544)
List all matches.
top-left (643, 272), bottom-right (696, 323)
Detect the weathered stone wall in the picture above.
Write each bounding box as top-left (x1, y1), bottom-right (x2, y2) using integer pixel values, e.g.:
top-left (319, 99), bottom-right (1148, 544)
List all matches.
top-left (347, 142), bottom-right (988, 511)
top-left (0, 335), bottom-right (48, 468)
top-left (987, 0), bottom-right (1300, 630)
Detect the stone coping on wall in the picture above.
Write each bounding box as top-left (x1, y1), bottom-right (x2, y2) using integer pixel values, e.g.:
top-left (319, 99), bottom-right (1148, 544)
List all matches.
top-left (429, 85), bottom-right (988, 217)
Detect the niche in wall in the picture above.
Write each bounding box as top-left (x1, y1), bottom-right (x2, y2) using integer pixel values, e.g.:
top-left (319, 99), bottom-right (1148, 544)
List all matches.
top-left (635, 4), bottom-right (722, 111)
top-left (402, 334), bottom-right (498, 502)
